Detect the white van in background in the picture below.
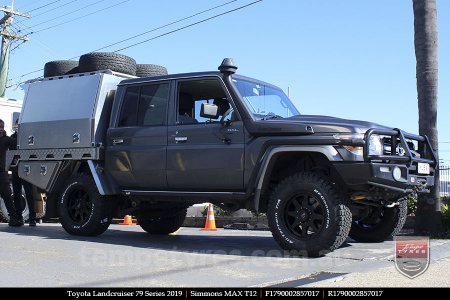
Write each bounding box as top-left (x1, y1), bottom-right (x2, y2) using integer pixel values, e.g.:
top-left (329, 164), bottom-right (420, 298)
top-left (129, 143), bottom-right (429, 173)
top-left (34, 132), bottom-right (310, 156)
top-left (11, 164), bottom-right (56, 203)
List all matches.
top-left (0, 97), bottom-right (22, 134)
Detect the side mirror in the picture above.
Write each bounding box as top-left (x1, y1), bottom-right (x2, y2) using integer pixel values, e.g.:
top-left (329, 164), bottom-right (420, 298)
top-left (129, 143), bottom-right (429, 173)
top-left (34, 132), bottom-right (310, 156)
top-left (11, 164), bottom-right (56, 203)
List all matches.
top-left (200, 103), bottom-right (220, 119)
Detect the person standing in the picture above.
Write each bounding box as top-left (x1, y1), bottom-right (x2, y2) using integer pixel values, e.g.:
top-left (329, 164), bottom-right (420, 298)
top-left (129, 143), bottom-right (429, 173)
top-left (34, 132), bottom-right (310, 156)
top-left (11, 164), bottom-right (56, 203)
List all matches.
top-left (0, 119), bottom-right (22, 226)
top-left (10, 120), bottom-right (37, 226)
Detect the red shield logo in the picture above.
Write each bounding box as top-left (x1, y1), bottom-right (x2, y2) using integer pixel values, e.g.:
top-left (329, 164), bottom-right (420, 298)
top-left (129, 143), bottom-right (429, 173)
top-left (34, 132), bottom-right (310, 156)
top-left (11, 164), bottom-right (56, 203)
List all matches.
top-left (395, 236), bottom-right (430, 279)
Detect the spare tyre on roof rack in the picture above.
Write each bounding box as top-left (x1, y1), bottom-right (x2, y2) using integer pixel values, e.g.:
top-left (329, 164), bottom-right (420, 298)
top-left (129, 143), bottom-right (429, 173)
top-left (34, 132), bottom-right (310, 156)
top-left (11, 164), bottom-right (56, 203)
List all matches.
top-left (136, 64), bottom-right (168, 77)
top-left (44, 60), bottom-right (79, 78)
top-left (78, 52), bottom-right (137, 76)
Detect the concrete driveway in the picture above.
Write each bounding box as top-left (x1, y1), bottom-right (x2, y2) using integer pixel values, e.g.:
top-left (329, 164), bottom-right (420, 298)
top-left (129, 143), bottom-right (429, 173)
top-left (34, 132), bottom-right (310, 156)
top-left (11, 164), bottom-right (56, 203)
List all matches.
top-left (0, 223), bottom-right (449, 287)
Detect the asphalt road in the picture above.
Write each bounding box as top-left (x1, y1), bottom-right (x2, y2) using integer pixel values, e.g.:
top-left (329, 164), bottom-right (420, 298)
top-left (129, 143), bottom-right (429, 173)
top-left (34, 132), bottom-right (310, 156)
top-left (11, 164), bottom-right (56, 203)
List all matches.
top-left (0, 223), bottom-right (449, 287)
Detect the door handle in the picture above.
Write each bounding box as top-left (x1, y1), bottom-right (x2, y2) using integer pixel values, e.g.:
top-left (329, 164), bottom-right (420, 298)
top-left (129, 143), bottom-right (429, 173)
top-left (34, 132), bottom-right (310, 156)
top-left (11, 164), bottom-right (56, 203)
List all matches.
top-left (175, 137), bottom-right (188, 143)
top-left (112, 139), bottom-right (124, 145)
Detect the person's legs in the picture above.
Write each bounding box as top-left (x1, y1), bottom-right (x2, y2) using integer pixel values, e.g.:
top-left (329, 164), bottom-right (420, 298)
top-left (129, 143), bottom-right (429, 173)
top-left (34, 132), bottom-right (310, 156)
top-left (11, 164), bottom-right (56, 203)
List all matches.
top-left (0, 172), bottom-right (21, 226)
top-left (23, 181), bottom-right (36, 226)
top-left (11, 169), bottom-right (23, 221)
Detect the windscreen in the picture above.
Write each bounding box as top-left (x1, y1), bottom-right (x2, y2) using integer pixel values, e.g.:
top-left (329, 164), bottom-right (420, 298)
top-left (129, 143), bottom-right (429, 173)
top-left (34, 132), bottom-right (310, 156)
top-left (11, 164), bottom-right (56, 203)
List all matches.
top-left (233, 78), bottom-right (300, 120)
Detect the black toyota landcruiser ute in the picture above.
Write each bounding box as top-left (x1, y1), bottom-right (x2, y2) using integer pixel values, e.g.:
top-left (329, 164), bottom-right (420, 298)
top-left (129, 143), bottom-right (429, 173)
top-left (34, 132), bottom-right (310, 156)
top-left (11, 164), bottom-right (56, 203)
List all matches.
top-left (9, 57), bottom-right (436, 257)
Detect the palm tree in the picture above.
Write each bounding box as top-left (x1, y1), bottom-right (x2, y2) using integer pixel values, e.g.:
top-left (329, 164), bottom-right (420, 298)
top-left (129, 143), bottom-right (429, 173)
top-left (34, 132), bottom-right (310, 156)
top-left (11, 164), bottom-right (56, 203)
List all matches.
top-left (412, 0), bottom-right (442, 234)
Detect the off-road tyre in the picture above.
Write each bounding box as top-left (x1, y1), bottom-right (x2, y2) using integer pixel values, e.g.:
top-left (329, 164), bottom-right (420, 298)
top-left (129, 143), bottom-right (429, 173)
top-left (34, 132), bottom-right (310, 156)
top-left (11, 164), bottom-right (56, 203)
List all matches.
top-left (44, 60), bottom-right (79, 77)
top-left (349, 200), bottom-right (407, 243)
top-left (59, 174), bottom-right (114, 236)
top-left (267, 172), bottom-right (352, 257)
top-left (136, 64), bottom-right (168, 77)
top-left (137, 209), bottom-right (187, 235)
top-left (78, 52), bottom-right (136, 75)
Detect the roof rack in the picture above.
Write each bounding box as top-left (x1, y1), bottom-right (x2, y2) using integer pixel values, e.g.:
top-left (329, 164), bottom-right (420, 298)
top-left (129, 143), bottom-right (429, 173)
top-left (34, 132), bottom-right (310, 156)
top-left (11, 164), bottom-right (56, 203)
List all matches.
top-left (25, 69), bottom-right (137, 84)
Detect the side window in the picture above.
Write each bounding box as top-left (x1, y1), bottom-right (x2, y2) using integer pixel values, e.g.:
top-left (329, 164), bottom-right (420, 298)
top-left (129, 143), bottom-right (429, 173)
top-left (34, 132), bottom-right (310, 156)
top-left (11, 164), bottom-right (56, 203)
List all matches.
top-left (118, 83), bottom-right (169, 127)
top-left (118, 86), bottom-right (139, 127)
top-left (137, 84), bottom-right (169, 126)
top-left (177, 79), bottom-right (231, 125)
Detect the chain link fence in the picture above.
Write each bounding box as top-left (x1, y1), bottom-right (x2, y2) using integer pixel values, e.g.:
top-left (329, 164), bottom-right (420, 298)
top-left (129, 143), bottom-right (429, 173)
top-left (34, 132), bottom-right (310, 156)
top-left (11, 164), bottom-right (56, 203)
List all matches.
top-left (440, 166), bottom-right (450, 197)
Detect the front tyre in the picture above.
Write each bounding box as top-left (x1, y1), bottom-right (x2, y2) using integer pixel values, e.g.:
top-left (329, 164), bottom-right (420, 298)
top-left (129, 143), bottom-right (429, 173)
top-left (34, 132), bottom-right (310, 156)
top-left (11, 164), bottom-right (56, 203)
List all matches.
top-left (59, 174), bottom-right (113, 236)
top-left (349, 200), bottom-right (407, 243)
top-left (268, 172), bottom-right (352, 257)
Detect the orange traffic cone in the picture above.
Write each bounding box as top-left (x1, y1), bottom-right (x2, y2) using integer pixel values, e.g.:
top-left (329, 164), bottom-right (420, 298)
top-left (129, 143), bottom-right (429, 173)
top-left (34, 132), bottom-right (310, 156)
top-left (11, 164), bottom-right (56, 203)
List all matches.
top-left (119, 215), bottom-right (135, 225)
top-left (201, 204), bottom-right (218, 231)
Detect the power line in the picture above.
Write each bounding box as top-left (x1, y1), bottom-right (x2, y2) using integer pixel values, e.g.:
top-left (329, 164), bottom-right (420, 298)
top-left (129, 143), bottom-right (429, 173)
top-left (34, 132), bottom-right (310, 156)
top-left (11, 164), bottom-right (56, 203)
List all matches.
top-left (9, 39), bottom-right (26, 53)
top-left (25, 0), bottom-right (62, 14)
top-left (28, 32), bottom-right (60, 58)
top-left (7, 31), bottom-right (59, 82)
top-left (15, 0), bottom-right (80, 28)
top-left (86, 0), bottom-right (238, 54)
top-left (10, 22), bottom-right (20, 31)
top-left (27, 0), bottom-right (79, 19)
top-left (0, 2), bottom-right (30, 97)
top-left (11, 0), bottom-right (263, 82)
top-left (20, 0), bottom-right (49, 10)
top-left (9, 22), bottom-right (21, 35)
top-left (19, 0), bottom-right (106, 31)
top-left (30, 0), bottom-right (129, 34)
top-left (113, 0), bottom-right (263, 53)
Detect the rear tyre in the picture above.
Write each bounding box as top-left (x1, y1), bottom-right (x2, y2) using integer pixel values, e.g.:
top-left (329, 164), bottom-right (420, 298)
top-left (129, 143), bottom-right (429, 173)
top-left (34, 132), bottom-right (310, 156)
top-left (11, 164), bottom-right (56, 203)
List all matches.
top-left (349, 200), bottom-right (407, 243)
top-left (59, 174), bottom-right (113, 236)
top-left (78, 52), bottom-right (137, 75)
top-left (267, 172), bottom-right (352, 257)
top-left (44, 60), bottom-right (78, 77)
top-left (137, 209), bottom-right (187, 235)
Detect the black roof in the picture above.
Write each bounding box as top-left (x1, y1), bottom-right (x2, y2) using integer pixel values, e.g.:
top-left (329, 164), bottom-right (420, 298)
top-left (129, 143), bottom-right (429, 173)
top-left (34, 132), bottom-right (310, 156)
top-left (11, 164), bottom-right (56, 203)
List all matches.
top-left (119, 71), bottom-right (223, 86)
top-left (118, 71), bottom-right (283, 91)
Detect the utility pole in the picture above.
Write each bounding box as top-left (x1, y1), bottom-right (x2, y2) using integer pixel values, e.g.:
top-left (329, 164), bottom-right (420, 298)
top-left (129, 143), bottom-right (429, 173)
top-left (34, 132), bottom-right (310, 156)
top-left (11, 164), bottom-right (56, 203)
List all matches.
top-left (0, 0), bottom-right (29, 97)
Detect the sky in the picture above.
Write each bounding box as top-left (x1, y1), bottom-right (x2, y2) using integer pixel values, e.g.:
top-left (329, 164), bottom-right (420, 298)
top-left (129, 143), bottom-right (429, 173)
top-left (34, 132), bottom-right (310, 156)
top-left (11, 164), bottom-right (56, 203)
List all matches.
top-left (1, 0), bottom-right (449, 163)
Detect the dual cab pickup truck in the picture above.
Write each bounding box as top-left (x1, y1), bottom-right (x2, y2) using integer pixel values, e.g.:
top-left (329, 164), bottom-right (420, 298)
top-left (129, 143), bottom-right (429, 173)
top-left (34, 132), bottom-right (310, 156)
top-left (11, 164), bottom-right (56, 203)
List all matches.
top-left (7, 57), bottom-right (436, 256)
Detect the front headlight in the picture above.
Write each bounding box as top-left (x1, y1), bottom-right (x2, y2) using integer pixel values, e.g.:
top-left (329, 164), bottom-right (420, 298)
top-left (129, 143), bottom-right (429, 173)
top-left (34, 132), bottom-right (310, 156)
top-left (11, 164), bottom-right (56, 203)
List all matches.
top-left (333, 133), bottom-right (364, 156)
top-left (368, 135), bottom-right (383, 156)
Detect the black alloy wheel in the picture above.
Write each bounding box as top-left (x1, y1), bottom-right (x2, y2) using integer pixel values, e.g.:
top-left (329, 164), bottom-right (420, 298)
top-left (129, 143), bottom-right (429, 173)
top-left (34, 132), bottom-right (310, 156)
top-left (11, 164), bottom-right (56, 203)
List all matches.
top-left (59, 174), bottom-right (114, 236)
top-left (283, 192), bottom-right (325, 239)
top-left (67, 189), bottom-right (93, 224)
top-left (267, 172), bottom-right (352, 257)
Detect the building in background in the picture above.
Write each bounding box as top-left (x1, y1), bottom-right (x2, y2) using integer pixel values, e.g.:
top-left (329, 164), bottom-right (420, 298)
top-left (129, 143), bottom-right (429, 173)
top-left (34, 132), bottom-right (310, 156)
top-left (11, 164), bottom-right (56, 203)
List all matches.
top-left (0, 97), bottom-right (22, 134)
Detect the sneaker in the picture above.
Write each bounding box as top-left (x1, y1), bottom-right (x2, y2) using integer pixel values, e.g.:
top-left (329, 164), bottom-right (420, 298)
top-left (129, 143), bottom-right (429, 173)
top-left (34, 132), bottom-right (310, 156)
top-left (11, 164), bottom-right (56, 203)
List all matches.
top-left (8, 219), bottom-right (24, 227)
top-left (29, 219), bottom-right (36, 227)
